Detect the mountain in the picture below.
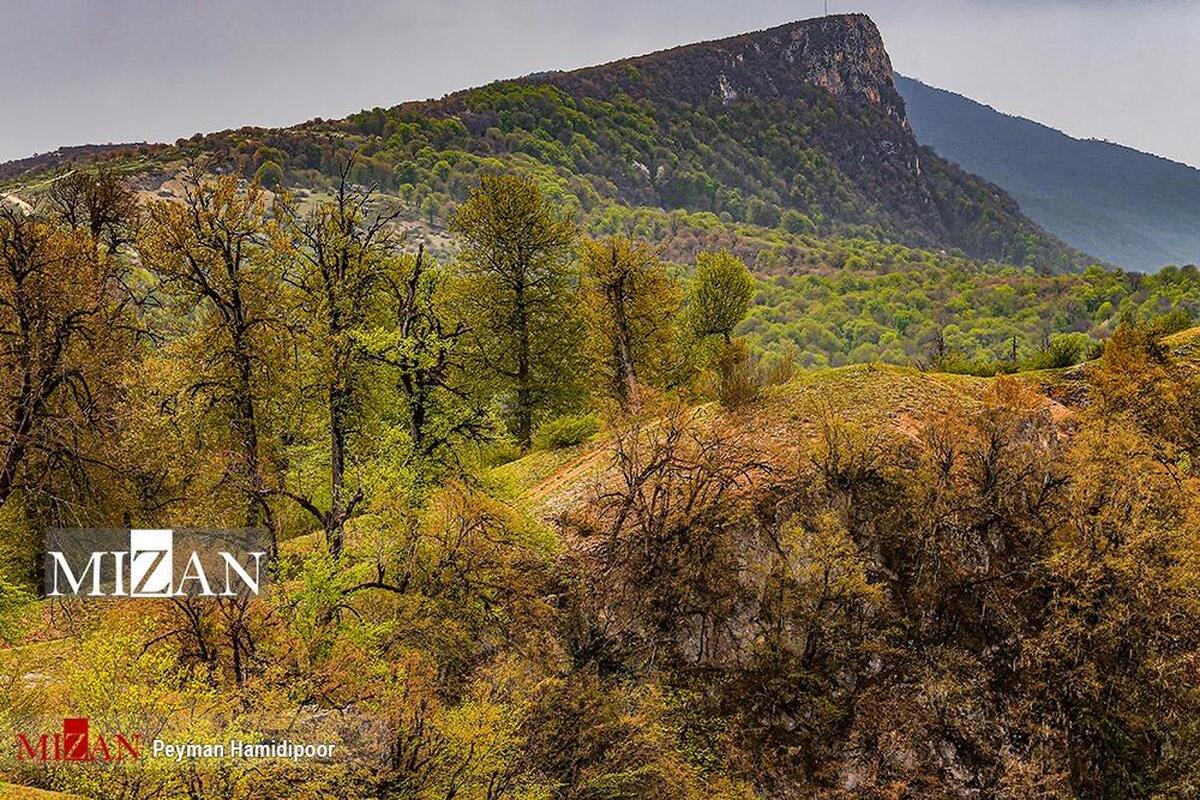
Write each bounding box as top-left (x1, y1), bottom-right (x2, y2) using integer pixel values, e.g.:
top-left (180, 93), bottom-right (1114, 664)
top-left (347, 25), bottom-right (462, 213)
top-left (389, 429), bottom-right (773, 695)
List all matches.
top-left (896, 74), bottom-right (1200, 272)
top-left (0, 14), bottom-right (1086, 272)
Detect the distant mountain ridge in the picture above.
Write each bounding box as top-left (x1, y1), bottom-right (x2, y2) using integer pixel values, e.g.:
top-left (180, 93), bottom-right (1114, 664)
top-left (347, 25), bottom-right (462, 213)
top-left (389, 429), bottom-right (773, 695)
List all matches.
top-left (896, 74), bottom-right (1200, 272)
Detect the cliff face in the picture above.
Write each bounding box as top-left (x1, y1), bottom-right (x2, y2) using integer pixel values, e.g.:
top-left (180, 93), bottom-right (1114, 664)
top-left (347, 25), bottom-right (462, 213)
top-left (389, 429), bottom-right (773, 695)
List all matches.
top-left (499, 14), bottom-right (1082, 269)
top-left (534, 15), bottom-right (907, 125)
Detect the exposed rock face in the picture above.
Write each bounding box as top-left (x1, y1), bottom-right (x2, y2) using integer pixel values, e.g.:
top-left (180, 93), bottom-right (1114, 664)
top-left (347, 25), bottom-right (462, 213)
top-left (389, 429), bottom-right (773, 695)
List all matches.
top-left (533, 14), bottom-right (907, 125)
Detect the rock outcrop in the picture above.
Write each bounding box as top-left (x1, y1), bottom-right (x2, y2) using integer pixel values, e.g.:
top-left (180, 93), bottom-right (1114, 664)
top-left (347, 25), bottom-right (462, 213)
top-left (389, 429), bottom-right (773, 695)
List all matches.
top-left (532, 15), bottom-right (907, 125)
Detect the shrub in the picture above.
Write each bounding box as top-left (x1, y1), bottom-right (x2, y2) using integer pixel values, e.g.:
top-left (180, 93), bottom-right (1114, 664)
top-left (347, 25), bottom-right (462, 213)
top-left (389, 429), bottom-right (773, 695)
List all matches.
top-left (1023, 333), bottom-right (1093, 370)
top-left (534, 414), bottom-right (600, 450)
top-left (1148, 307), bottom-right (1193, 339)
top-left (0, 574), bottom-right (31, 643)
top-left (779, 209), bottom-right (815, 235)
top-left (481, 439), bottom-right (523, 466)
top-left (710, 339), bottom-right (759, 409)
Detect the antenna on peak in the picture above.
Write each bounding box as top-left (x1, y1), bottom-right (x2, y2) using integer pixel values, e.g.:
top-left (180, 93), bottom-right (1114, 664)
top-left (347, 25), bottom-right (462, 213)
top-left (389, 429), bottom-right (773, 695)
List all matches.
top-left (824, 1), bottom-right (830, 16)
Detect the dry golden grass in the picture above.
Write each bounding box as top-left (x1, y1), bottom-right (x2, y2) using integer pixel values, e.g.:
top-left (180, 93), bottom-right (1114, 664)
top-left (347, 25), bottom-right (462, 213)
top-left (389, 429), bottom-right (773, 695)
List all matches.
top-left (0, 783), bottom-right (85, 800)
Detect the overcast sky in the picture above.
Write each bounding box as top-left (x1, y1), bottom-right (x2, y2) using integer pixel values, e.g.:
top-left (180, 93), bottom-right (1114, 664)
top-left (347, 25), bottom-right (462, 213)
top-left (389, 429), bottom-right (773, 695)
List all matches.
top-left (2, 0), bottom-right (1198, 167)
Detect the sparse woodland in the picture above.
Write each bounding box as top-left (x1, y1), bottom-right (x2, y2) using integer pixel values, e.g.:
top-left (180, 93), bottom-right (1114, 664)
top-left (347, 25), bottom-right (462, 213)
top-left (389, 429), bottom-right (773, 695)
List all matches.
top-left (1, 162), bottom-right (1200, 800)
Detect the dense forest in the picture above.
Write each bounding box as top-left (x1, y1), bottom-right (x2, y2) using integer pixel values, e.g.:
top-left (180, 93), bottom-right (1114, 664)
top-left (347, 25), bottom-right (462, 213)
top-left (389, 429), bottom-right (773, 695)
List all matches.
top-left (1, 161), bottom-right (1200, 799)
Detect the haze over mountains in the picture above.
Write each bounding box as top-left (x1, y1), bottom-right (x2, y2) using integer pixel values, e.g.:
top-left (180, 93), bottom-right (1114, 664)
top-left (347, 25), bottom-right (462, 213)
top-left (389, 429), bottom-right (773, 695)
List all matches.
top-left (896, 75), bottom-right (1200, 273)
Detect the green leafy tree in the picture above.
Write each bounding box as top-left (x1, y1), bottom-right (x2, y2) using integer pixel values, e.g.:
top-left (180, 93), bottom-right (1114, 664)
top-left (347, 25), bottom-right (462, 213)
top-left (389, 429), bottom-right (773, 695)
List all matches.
top-left (687, 250), bottom-right (754, 343)
top-left (274, 161), bottom-right (401, 558)
top-left (450, 174), bottom-right (582, 449)
top-left (580, 236), bottom-right (680, 408)
top-left (361, 244), bottom-right (491, 468)
top-left (254, 160), bottom-right (285, 190)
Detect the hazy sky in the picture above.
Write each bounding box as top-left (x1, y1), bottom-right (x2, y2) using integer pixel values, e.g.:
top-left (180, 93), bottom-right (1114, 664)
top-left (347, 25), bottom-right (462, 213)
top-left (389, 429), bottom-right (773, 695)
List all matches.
top-left (2, 0), bottom-right (1198, 167)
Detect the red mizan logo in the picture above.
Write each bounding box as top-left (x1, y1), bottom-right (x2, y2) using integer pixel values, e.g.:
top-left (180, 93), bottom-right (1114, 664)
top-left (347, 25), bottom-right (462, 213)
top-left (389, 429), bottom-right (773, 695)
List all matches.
top-left (16, 718), bottom-right (141, 762)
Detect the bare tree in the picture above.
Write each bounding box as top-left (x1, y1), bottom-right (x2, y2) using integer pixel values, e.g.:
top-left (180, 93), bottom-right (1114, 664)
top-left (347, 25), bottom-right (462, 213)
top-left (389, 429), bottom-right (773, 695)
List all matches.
top-left (47, 165), bottom-right (140, 256)
top-left (567, 405), bottom-right (767, 669)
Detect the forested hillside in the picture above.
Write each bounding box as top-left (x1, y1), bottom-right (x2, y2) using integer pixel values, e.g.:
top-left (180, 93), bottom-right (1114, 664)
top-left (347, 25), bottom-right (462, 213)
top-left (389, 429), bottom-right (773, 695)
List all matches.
top-left (2, 166), bottom-right (1200, 798)
top-left (897, 74), bottom-right (1200, 272)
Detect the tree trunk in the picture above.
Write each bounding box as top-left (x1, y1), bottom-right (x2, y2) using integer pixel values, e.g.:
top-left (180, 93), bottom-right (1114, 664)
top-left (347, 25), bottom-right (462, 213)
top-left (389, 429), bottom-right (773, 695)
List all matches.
top-left (328, 382), bottom-right (347, 558)
top-left (0, 383), bottom-right (36, 507)
top-left (232, 327), bottom-right (275, 554)
top-left (409, 388), bottom-right (427, 455)
top-left (608, 280), bottom-right (639, 410)
top-left (514, 279), bottom-right (533, 450)
top-left (236, 362), bottom-right (265, 521)
top-left (0, 279), bottom-right (52, 507)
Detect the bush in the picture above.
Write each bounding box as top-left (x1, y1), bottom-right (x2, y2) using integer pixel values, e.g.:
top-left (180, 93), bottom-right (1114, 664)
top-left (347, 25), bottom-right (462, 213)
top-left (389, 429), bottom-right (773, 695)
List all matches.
top-left (0, 574), bottom-right (31, 644)
top-left (480, 439), bottom-right (523, 466)
top-left (779, 209), bottom-right (816, 235)
top-left (1022, 333), bottom-right (1094, 370)
top-left (534, 414), bottom-right (600, 450)
top-left (1148, 307), bottom-right (1193, 339)
top-left (710, 339), bottom-right (759, 409)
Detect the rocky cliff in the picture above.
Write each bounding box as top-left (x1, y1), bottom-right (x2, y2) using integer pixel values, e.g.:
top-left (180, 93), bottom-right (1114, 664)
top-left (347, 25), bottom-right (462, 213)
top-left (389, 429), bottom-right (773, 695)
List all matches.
top-left (531, 15), bottom-right (907, 125)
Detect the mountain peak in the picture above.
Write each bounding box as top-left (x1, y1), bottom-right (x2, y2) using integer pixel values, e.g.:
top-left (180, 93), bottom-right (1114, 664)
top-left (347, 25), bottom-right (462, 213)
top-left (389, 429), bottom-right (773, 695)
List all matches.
top-left (1, 13), bottom-right (1082, 271)
top-left (526, 14), bottom-right (906, 124)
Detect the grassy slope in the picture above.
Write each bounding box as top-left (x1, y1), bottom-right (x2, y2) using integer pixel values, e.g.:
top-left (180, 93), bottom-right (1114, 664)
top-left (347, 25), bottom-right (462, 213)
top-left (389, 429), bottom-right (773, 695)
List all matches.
top-left (1165, 325), bottom-right (1200, 360)
top-left (495, 323), bottom-right (1200, 516)
top-left (495, 363), bottom-right (1000, 520)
